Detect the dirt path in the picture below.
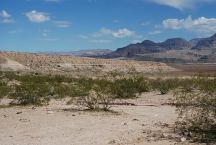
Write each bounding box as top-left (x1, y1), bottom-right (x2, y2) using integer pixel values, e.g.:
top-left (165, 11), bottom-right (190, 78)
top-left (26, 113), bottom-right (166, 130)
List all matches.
top-left (0, 93), bottom-right (185, 145)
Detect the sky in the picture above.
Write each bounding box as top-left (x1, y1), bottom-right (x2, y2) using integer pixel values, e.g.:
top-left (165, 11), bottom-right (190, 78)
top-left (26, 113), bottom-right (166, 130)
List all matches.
top-left (0, 0), bottom-right (216, 52)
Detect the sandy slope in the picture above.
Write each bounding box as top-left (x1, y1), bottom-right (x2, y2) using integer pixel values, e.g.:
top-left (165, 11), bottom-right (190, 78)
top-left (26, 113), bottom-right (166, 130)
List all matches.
top-left (0, 51), bottom-right (176, 76)
top-left (0, 92), bottom-right (193, 145)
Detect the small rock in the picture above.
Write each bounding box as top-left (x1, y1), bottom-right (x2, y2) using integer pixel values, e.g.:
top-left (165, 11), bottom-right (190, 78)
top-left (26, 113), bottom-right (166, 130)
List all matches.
top-left (143, 130), bottom-right (152, 134)
top-left (19, 118), bottom-right (30, 122)
top-left (32, 107), bottom-right (36, 110)
top-left (148, 137), bottom-right (155, 141)
top-left (3, 115), bottom-right (8, 118)
top-left (108, 139), bottom-right (116, 144)
top-left (16, 112), bottom-right (22, 114)
top-left (162, 133), bottom-right (169, 138)
top-left (181, 137), bottom-right (187, 142)
top-left (123, 122), bottom-right (127, 126)
top-left (72, 114), bottom-right (76, 116)
top-left (47, 111), bottom-right (54, 114)
top-left (132, 119), bottom-right (139, 121)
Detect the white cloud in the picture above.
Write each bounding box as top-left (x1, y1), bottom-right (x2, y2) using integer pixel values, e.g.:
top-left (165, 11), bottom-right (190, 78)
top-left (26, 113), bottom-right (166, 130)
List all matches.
top-left (113, 19), bottom-right (119, 23)
top-left (95, 28), bottom-right (135, 38)
top-left (148, 0), bottom-right (215, 10)
top-left (162, 16), bottom-right (216, 34)
top-left (1, 18), bottom-right (14, 24)
top-left (89, 39), bottom-right (112, 43)
top-left (132, 40), bottom-right (142, 43)
top-left (8, 29), bottom-right (23, 34)
top-left (0, 10), bottom-right (14, 24)
top-left (141, 21), bottom-right (151, 26)
top-left (79, 35), bottom-right (89, 39)
top-left (44, 0), bottom-right (62, 2)
top-left (54, 21), bottom-right (71, 28)
top-left (0, 10), bottom-right (11, 18)
top-left (42, 32), bottom-right (47, 37)
top-left (25, 10), bottom-right (50, 23)
top-left (112, 28), bottom-right (135, 38)
top-left (148, 30), bottom-right (161, 35)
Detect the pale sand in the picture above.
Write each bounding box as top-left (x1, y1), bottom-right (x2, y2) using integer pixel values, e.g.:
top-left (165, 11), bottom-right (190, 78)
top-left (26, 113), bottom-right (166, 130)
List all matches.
top-left (0, 93), bottom-right (192, 145)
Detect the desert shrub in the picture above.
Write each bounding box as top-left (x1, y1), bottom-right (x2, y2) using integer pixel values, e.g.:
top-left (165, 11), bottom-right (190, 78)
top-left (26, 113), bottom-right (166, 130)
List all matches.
top-left (111, 76), bottom-right (150, 99)
top-left (76, 81), bottom-right (113, 111)
top-left (174, 85), bottom-right (216, 143)
top-left (195, 77), bottom-right (216, 93)
top-left (150, 79), bottom-right (173, 94)
top-left (0, 82), bottom-right (11, 99)
top-left (10, 83), bottom-right (51, 106)
top-left (150, 78), bottom-right (196, 95)
top-left (158, 80), bottom-right (170, 95)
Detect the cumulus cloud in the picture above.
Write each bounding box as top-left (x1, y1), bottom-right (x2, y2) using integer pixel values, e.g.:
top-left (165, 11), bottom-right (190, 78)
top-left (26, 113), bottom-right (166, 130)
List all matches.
top-left (95, 28), bottom-right (135, 38)
top-left (148, 0), bottom-right (215, 10)
top-left (54, 21), bottom-right (71, 28)
top-left (0, 10), bottom-right (14, 24)
top-left (0, 10), bottom-right (11, 18)
top-left (25, 10), bottom-right (50, 23)
top-left (162, 16), bottom-right (216, 34)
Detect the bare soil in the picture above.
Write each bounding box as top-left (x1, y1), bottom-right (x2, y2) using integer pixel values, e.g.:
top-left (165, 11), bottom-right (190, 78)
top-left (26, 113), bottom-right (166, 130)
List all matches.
top-left (0, 92), bottom-right (197, 145)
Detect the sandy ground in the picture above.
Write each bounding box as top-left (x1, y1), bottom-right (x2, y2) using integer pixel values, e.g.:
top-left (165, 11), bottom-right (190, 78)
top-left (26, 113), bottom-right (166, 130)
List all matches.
top-left (0, 93), bottom-right (191, 145)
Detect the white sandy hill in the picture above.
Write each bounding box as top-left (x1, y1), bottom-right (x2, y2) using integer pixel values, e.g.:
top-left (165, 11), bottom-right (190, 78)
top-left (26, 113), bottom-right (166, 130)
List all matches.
top-left (0, 51), bottom-right (177, 74)
top-left (0, 58), bottom-right (29, 71)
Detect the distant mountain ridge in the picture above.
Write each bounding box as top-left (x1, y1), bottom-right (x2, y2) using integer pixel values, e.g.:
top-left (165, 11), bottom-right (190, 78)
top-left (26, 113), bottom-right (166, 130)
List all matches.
top-left (192, 34), bottom-right (216, 51)
top-left (104, 33), bottom-right (216, 63)
top-left (45, 49), bottom-right (112, 57)
top-left (108, 38), bottom-right (194, 58)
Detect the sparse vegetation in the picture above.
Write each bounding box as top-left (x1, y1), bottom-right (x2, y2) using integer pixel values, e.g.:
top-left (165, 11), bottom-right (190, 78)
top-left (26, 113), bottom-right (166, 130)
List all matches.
top-left (1, 70), bottom-right (216, 144)
top-left (174, 76), bottom-right (216, 143)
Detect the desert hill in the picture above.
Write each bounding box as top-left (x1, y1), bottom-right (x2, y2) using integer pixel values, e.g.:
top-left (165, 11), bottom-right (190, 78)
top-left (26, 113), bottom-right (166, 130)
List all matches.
top-left (0, 51), bottom-right (176, 76)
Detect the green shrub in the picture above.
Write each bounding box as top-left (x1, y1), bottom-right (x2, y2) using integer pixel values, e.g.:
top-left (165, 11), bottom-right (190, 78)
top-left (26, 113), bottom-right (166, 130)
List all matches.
top-left (111, 77), bottom-right (150, 99)
top-left (174, 85), bottom-right (216, 143)
top-left (10, 83), bottom-right (51, 106)
top-left (76, 81), bottom-right (113, 111)
top-left (0, 82), bottom-right (11, 99)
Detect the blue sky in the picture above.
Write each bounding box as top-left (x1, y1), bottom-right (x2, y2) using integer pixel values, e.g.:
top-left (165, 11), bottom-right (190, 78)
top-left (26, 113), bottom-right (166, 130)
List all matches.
top-left (0, 0), bottom-right (216, 52)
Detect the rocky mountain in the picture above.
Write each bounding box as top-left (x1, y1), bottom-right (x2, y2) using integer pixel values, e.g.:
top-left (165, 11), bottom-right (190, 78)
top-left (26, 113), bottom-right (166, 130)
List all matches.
top-left (160, 38), bottom-right (193, 50)
top-left (192, 34), bottom-right (216, 51)
top-left (104, 33), bottom-right (216, 63)
top-left (108, 38), bottom-right (193, 58)
top-left (110, 40), bottom-right (163, 58)
top-left (190, 38), bottom-right (204, 46)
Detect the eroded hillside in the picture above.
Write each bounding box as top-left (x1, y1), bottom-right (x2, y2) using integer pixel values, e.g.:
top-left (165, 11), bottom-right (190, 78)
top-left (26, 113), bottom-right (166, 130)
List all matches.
top-left (0, 51), bottom-right (176, 76)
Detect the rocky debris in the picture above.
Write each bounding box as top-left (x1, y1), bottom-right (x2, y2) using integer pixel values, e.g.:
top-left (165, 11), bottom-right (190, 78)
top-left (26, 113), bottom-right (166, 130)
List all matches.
top-left (108, 139), bottom-right (116, 144)
top-left (19, 118), bottom-right (30, 122)
top-left (142, 129), bottom-right (184, 143)
top-left (16, 111), bottom-right (22, 114)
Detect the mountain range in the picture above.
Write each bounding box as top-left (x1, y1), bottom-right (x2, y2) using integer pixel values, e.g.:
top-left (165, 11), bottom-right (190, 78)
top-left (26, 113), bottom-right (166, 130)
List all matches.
top-left (43, 33), bottom-right (216, 63)
top-left (104, 33), bottom-right (216, 63)
top-left (44, 49), bottom-right (112, 57)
